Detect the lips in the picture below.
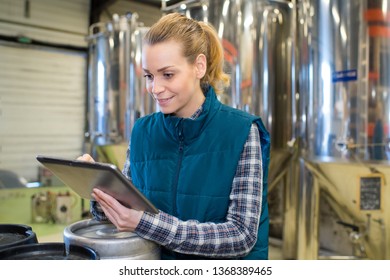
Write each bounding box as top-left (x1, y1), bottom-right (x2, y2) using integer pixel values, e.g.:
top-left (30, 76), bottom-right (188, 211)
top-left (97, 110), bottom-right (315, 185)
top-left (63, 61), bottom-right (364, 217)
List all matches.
top-left (156, 96), bottom-right (174, 106)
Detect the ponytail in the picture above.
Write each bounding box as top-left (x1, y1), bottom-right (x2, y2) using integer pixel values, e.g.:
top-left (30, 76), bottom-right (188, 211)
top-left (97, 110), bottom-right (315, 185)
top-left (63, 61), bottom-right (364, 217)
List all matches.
top-left (198, 22), bottom-right (230, 94)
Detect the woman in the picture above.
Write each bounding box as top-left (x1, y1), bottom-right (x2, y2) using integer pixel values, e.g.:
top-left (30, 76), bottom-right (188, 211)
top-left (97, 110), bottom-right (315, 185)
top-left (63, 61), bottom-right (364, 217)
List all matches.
top-left (83, 12), bottom-right (270, 260)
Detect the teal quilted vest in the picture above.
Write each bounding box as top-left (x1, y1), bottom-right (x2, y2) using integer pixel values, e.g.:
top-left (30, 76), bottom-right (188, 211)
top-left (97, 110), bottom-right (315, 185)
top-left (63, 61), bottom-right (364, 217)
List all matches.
top-left (130, 87), bottom-right (270, 259)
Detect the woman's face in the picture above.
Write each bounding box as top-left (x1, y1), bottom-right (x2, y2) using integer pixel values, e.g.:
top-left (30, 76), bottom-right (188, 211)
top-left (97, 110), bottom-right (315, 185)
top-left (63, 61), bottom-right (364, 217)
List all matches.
top-left (142, 40), bottom-right (206, 118)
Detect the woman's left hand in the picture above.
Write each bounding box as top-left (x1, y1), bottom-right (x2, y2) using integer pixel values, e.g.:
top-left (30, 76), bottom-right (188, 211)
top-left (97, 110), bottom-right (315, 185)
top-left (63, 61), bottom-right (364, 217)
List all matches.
top-left (91, 188), bottom-right (143, 232)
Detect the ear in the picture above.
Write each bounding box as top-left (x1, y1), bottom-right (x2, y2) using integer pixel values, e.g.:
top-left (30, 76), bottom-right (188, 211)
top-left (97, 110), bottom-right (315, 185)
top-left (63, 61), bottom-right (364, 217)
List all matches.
top-left (194, 54), bottom-right (207, 79)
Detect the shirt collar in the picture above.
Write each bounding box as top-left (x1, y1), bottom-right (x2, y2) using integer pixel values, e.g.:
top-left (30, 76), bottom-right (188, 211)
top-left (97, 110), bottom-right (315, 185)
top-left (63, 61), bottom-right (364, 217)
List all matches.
top-left (189, 104), bottom-right (203, 120)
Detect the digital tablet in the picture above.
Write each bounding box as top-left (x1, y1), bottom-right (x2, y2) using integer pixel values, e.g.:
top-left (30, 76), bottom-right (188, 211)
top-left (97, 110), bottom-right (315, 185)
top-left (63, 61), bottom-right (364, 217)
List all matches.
top-left (36, 155), bottom-right (158, 214)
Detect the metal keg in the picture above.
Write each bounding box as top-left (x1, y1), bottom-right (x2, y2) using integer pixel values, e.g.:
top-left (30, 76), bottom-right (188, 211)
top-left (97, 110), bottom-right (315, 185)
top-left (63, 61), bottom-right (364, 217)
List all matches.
top-left (63, 219), bottom-right (161, 260)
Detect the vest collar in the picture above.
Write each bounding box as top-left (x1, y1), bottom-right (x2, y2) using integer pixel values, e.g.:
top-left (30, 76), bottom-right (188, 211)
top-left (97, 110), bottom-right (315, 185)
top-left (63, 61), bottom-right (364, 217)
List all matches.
top-left (163, 86), bottom-right (220, 143)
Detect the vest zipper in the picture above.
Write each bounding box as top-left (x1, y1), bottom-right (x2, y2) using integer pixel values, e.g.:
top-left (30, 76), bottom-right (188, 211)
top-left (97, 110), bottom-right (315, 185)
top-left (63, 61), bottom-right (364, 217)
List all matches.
top-left (172, 122), bottom-right (184, 216)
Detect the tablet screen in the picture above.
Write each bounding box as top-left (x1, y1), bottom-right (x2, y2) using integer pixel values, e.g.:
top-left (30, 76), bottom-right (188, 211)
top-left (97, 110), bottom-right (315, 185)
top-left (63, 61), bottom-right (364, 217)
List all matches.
top-left (36, 155), bottom-right (158, 214)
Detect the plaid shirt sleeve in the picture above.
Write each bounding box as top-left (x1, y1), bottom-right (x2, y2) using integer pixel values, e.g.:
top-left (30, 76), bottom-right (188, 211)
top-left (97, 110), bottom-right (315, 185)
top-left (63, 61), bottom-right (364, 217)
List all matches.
top-left (135, 123), bottom-right (263, 258)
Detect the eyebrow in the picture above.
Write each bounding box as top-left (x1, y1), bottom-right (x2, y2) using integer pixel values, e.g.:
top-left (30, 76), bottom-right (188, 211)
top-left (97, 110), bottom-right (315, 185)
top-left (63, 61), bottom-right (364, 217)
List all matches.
top-left (143, 66), bottom-right (174, 73)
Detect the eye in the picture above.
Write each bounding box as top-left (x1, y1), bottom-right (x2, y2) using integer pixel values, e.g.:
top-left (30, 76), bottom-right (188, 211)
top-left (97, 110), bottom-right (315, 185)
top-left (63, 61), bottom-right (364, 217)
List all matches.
top-left (143, 73), bottom-right (153, 81)
top-left (163, 73), bottom-right (174, 79)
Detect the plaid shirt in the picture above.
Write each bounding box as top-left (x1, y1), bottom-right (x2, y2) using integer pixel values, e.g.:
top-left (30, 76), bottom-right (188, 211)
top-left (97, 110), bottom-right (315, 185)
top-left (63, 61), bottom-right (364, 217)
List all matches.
top-left (91, 107), bottom-right (263, 258)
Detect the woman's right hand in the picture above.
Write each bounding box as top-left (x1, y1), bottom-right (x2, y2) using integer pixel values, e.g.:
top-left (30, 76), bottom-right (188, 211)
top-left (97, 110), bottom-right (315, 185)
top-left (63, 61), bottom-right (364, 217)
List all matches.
top-left (76, 153), bottom-right (95, 163)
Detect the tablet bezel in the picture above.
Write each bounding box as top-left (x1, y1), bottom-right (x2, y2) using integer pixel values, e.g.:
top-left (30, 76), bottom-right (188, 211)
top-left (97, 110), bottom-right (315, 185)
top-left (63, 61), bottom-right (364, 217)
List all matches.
top-left (36, 155), bottom-right (158, 214)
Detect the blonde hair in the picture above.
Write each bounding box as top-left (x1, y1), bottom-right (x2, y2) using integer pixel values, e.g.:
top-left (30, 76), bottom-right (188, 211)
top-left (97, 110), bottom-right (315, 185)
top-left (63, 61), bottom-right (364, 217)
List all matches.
top-left (143, 13), bottom-right (230, 94)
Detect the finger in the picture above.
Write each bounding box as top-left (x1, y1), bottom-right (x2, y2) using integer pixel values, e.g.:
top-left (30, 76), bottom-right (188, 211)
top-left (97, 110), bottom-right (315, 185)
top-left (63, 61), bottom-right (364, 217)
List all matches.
top-left (76, 153), bottom-right (95, 162)
top-left (92, 189), bottom-right (123, 223)
top-left (93, 189), bottom-right (118, 211)
top-left (96, 196), bottom-right (119, 226)
top-left (93, 188), bottom-right (123, 207)
top-left (92, 189), bottom-right (140, 231)
top-left (92, 190), bottom-right (120, 225)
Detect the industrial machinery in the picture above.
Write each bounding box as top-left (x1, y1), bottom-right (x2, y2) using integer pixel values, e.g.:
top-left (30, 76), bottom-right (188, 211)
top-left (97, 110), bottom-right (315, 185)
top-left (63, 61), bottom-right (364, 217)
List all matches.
top-left (86, 13), bottom-right (154, 169)
top-left (296, 0), bottom-right (390, 259)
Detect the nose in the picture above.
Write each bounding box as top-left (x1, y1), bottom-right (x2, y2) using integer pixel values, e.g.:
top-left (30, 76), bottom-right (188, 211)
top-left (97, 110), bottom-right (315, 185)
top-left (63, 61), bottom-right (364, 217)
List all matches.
top-left (151, 78), bottom-right (164, 96)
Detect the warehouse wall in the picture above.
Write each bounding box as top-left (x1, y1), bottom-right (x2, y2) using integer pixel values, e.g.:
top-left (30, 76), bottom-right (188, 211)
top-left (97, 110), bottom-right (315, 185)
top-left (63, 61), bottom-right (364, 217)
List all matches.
top-left (0, 0), bottom-right (90, 182)
top-left (0, 0), bottom-right (162, 183)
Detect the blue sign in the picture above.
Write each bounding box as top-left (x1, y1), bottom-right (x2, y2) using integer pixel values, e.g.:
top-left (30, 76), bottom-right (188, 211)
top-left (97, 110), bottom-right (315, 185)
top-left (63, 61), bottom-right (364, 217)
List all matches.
top-left (332, 69), bottom-right (358, 82)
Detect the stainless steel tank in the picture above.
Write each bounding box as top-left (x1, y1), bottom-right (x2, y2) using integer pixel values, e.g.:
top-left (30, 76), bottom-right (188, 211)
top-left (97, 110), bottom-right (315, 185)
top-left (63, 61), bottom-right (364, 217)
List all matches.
top-left (86, 13), bottom-right (155, 168)
top-left (63, 219), bottom-right (161, 259)
top-left (164, 0), bottom-right (297, 258)
top-left (297, 0), bottom-right (390, 259)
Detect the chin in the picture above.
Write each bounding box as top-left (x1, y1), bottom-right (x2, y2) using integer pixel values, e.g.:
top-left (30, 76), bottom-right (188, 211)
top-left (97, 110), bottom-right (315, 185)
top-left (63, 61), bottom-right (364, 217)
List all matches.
top-left (159, 108), bottom-right (174, 115)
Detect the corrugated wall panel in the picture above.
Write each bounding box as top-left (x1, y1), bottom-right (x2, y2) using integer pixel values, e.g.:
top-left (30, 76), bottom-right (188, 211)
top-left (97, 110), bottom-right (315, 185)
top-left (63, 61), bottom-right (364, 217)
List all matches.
top-left (0, 22), bottom-right (87, 46)
top-left (0, 0), bottom-right (90, 47)
top-left (29, 0), bottom-right (90, 33)
top-left (0, 0), bottom-right (24, 19)
top-left (0, 42), bottom-right (86, 181)
top-left (0, 0), bottom-right (90, 33)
